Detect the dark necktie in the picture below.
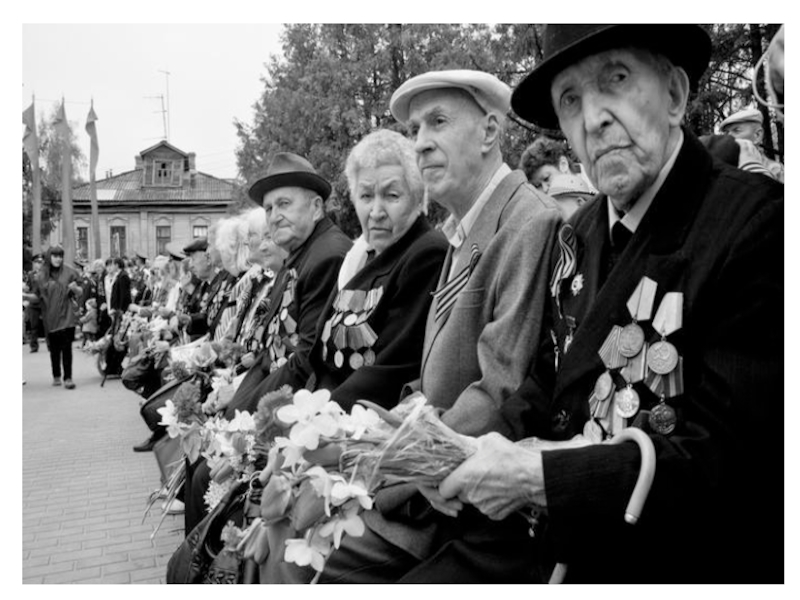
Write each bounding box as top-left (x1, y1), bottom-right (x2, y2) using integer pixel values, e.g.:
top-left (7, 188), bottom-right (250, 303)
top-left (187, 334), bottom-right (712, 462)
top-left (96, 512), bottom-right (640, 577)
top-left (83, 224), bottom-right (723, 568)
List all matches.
top-left (607, 221), bottom-right (633, 277)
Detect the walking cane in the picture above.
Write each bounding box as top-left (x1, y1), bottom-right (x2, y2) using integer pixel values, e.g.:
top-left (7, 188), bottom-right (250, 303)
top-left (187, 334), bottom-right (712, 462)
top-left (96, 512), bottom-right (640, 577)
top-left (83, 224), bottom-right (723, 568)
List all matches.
top-left (548, 427), bottom-right (657, 584)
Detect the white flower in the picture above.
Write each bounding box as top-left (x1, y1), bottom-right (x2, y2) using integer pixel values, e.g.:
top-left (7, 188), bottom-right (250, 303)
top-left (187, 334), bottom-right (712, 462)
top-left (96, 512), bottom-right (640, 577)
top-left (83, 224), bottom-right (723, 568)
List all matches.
top-left (204, 478), bottom-right (234, 511)
top-left (343, 404), bottom-right (381, 440)
top-left (571, 273), bottom-right (584, 296)
top-left (275, 436), bottom-right (306, 468)
top-left (226, 409), bottom-right (256, 433)
top-left (318, 512), bottom-right (366, 548)
top-left (284, 534), bottom-right (331, 572)
top-left (277, 389), bottom-right (342, 450)
top-left (330, 480), bottom-right (373, 510)
top-left (156, 400), bottom-right (182, 438)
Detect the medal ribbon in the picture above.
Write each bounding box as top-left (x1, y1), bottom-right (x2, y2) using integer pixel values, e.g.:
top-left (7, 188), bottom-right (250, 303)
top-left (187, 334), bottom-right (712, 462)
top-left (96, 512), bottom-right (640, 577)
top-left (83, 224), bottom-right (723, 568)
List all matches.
top-left (652, 292), bottom-right (683, 336)
top-left (549, 224), bottom-right (577, 317)
top-left (644, 357), bottom-right (684, 399)
top-left (620, 343), bottom-right (648, 383)
top-left (433, 243), bottom-right (481, 322)
top-left (597, 325), bottom-right (627, 370)
top-left (626, 276), bottom-right (658, 322)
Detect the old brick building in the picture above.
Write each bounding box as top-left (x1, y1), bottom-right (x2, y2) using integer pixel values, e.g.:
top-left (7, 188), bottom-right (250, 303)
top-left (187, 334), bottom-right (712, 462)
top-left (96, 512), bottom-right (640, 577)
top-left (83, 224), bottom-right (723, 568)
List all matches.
top-left (49, 140), bottom-right (234, 261)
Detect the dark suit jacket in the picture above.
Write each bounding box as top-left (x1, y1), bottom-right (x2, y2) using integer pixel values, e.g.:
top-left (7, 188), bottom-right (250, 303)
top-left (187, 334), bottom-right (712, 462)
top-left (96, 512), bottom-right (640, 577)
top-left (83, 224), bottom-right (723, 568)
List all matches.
top-left (222, 217), bottom-right (352, 418)
top-left (109, 270), bottom-right (132, 313)
top-left (532, 130), bottom-right (783, 582)
top-left (311, 216), bottom-right (447, 411)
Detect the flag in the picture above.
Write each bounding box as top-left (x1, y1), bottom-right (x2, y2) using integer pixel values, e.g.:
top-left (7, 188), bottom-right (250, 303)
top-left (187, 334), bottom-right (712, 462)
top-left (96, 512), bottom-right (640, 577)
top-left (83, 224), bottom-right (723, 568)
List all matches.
top-left (53, 99), bottom-right (70, 141)
top-left (85, 103), bottom-right (99, 175)
top-left (22, 103), bottom-right (39, 165)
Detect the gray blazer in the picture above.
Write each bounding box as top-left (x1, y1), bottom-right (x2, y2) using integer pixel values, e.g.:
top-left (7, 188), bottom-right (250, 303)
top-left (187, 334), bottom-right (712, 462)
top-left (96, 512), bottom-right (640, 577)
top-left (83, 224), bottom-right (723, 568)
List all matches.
top-left (363, 169), bottom-right (563, 559)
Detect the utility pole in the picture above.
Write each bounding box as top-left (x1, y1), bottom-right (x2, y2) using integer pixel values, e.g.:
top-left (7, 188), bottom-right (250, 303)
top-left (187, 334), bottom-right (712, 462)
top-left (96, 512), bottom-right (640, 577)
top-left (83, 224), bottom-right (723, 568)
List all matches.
top-left (158, 69), bottom-right (171, 141)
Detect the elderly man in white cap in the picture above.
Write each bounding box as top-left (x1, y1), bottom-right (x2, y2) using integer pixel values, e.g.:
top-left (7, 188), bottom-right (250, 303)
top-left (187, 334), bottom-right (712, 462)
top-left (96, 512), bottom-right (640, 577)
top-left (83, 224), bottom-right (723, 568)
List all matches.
top-left (720, 107), bottom-right (784, 181)
top-left (262, 70), bottom-right (562, 584)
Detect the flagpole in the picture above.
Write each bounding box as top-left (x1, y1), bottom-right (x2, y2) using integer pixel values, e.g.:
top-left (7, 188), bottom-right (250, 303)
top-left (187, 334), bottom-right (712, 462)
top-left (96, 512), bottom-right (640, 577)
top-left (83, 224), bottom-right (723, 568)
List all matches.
top-left (31, 96), bottom-right (42, 254)
top-left (86, 100), bottom-right (101, 260)
top-left (58, 98), bottom-right (76, 264)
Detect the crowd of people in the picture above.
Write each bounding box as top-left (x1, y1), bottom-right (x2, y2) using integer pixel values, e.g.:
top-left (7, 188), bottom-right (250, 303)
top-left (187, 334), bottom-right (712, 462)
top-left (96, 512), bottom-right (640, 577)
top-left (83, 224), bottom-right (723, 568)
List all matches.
top-left (22, 24), bottom-right (784, 584)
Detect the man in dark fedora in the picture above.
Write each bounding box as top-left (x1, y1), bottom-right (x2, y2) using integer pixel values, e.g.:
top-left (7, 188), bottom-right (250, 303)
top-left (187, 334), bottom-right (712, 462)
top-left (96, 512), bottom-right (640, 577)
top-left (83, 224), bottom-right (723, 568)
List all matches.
top-left (182, 152), bottom-right (351, 535)
top-left (431, 25), bottom-right (783, 583)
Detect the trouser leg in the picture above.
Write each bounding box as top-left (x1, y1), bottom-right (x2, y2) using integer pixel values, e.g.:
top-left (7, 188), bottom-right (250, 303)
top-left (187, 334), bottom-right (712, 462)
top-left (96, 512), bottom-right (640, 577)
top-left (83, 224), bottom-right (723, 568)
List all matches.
top-left (184, 457), bottom-right (211, 536)
top-left (48, 332), bottom-right (62, 378)
top-left (61, 327), bottom-right (74, 379)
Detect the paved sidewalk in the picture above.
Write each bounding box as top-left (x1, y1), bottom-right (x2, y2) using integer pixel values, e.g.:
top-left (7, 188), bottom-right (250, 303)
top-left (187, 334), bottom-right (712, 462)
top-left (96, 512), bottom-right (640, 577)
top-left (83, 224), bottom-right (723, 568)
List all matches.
top-left (22, 341), bottom-right (184, 584)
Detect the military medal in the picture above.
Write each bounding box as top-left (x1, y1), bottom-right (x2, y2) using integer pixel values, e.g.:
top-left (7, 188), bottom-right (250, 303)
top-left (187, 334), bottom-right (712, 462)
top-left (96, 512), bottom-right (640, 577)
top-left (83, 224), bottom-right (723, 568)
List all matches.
top-left (594, 371), bottom-right (614, 401)
top-left (647, 292), bottom-right (683, 375)
top-left (289, 333), bottom-right (300, 347)
top-left (649, 400), bottom-right (677, 435)
top-left (334, 350), bottom-right (344, 368)
top-left (614, 385), bottom-right (640, 419)
top-left (620, 277), bottom-right (657, 358)
top-left (344, 313), bottom-right (358, 327)
top-left (349, 352), bottom-right (364, 370)
top-left (363, 348), bottom-right (376, 366)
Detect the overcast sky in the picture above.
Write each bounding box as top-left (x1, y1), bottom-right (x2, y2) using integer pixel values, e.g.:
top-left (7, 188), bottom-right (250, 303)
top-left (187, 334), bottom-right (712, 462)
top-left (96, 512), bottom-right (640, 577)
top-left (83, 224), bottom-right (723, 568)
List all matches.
top-left (23, 23), bottom-right (284, 182)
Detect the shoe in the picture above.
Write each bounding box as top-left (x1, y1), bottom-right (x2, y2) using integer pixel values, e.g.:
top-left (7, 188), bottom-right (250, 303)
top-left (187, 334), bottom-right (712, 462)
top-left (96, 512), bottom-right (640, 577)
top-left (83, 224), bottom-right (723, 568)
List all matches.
top-left (52, 377), bottom-right (62, 386)
top-left (132, 436), bottom-right (159, 452)
top-left (64, 379), bottom-right (76, 390)
top-left (30, 347), bottom-right (38, 353)
top-left (162, 499), bottom-right (185, 515)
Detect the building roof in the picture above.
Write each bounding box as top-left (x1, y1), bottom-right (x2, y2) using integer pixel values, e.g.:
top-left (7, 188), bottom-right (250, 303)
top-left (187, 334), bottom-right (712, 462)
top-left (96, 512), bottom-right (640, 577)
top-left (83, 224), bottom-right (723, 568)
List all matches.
top-left (73, 169), bottom-right (236, 204)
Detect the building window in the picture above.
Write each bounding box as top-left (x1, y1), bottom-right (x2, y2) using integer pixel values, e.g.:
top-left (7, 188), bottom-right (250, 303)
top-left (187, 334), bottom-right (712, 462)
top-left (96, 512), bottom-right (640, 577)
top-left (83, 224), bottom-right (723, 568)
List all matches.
top-left (76, 227), bottom-right (89, 260)
top-left (156, 225), bottom-right (171, 256)
top-left (193, 225), bottom-right (208, 239)
top-left (148, 159), bottom-right (182, 186)
top-left (110, 226), bottom-right (127, 258)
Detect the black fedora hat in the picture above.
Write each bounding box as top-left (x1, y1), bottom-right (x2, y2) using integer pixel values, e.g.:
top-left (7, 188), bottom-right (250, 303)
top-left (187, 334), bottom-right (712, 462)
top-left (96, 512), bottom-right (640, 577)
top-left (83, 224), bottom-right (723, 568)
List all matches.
top-left (248, 152), bottom-right (332, 203)
top-left (511, 24), bottom-right (712, 129)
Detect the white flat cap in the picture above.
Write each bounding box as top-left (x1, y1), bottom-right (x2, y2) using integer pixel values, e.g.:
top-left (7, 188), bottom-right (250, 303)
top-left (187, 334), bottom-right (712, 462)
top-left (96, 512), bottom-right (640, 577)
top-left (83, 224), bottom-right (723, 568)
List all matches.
top-left (390, 69), bottom-right (512, 123)
top-left (548, 173), bottom-right (595, 199)
top-left (720, 108), bottom-right (763, 131)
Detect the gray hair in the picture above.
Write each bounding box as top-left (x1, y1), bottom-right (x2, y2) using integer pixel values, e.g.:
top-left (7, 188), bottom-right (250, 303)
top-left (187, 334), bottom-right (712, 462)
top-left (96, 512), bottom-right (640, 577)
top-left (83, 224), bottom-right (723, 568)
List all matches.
top-left (345, 129), bottom-right (427, 213)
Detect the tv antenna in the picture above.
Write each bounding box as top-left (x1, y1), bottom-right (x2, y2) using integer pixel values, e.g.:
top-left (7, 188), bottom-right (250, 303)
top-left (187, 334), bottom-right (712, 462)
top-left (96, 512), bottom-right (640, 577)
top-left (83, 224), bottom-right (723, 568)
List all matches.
top-left (158, 69), bottom-right (171, 140)
top-left (144, 94), bottom-right (168, 141)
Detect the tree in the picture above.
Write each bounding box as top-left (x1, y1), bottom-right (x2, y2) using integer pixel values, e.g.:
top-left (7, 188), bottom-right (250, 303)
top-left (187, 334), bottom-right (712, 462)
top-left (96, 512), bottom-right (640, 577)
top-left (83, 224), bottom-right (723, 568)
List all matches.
top-left (234, 23), bottom-right (783, 239)
top-left (22, 103), bottom-right (86, 249)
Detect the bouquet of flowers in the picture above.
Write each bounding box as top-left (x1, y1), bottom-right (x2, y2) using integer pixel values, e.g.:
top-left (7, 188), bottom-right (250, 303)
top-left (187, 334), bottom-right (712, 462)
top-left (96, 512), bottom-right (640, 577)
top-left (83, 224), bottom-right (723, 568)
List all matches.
top-left (234, 388), bottom-right (477, 581)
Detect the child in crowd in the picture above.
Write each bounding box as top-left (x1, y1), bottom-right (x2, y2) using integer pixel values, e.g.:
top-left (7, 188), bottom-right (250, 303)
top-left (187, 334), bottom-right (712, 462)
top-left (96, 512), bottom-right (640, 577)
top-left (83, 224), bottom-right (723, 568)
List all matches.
top-left (80, 298), bottom-right (99, 348)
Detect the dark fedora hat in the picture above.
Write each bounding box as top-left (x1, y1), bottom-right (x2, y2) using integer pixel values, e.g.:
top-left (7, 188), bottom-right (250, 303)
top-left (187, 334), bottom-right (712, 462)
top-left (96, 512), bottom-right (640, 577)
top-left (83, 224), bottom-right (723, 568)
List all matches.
top-left (183, 237), bottom-right (209, 254)
top-left (511, 24), bottom-right (712, 129)
top-left (248, 152), bottom-right (332, 203)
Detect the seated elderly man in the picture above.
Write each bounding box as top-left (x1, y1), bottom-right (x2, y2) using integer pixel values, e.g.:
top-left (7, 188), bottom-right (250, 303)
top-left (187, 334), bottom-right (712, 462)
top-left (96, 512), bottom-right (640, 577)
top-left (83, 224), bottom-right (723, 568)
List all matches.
top-left (183, 153), bottom-right (352, 535)
top-left (270, 69), bottom-right (562, 584)
top-left (434, 24), bottom-right (783, 583)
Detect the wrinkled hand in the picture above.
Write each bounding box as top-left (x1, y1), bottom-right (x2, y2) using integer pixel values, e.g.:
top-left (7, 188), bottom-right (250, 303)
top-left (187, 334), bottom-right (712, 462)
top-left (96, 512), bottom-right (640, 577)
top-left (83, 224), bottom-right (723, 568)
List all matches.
top-left (439, 432), bottom-right (546, 521)
top-left (417, 484), bottom-right (463, 518)
top-left (158, 307), bottom-right (172, 319)
top-left (240, 352), bottom-right (256, 369)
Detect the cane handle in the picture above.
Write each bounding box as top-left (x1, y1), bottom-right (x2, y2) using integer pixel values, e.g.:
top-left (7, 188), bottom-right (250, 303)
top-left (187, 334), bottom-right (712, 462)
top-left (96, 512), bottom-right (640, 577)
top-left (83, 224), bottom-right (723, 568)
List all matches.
top-left (606, 427), bottom-right (656, 524)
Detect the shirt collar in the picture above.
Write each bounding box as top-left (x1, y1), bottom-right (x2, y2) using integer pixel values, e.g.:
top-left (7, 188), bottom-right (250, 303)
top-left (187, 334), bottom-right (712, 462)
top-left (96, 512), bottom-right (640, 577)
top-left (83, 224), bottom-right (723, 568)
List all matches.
top-left (608, 129), bottom-right (684, 235)
top-left (442, 163), bottom-right (511, 248)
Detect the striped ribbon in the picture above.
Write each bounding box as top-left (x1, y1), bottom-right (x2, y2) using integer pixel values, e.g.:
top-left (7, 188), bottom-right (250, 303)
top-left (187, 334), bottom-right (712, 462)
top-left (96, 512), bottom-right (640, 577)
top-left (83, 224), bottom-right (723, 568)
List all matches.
top-left (432, 243), bottom-right (481, 322)
top-left (550, 223), bottom-right (577, 316)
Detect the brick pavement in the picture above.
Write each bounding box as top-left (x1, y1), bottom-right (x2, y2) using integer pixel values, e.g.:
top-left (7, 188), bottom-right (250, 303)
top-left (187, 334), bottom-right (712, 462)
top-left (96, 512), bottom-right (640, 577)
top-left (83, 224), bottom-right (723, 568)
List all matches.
top-left (22, 340), bottom-right (184, 584)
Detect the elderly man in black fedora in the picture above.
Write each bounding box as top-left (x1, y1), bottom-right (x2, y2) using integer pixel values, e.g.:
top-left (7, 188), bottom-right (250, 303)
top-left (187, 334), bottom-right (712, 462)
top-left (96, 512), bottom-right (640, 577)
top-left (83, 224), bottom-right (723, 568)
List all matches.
top-left (427, 25), bottom-right (783, 583)
top-left (182, 152), bottom-right (351, 534)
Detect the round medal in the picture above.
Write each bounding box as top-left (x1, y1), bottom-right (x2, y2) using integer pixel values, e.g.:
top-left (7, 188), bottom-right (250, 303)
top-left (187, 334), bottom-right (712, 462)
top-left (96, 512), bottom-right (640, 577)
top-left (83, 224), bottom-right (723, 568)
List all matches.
top-left (289, 333), bottom-right (300, 347)
top-left (649, 402), bottom-right (677, 435)
top-left (280, 308), bottom-right (288, 321)
top-left (282, 290), bottom-right (292, 308)
top-left (276, 356), bottom-right (287, 368)
top-left (344, 313), bottom-right (358, 327)
top-left (594, 371), bottom-right (614, 401)
top-left (334, 350), bottom-right (344, 368)
top-left (349, 352), bottom-right (364, 370)
top-left (583, 419), bottom-right (604, 444)
top-left (647, 340), bottom-right (679, 375)
top-left (619, 323), bottom-right (645, 358)
top-left (614, 387), bottom-right (640, 419)
top-left (331, 312), bottom-right (343, 327)
top-left (363, 348), bottom-right (376, 366)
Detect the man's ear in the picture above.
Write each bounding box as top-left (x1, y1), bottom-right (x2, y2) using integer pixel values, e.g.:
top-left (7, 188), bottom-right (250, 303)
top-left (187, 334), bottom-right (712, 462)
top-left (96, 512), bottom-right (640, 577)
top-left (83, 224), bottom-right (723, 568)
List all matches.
top-left (667, 66), bottom-right (690, 126)
top-left (481, 113), bottom-right (502, 152)
top-left (754, 126), bottom-right (764, 145)
top-left (311, 194), bottom-right (325, 221)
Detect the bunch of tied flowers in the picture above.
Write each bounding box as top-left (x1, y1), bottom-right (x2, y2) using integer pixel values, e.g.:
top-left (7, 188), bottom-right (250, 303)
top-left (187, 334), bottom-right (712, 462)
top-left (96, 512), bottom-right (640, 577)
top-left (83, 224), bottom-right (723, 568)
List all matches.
top-left (235, 389), bottom-right (477, 581)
